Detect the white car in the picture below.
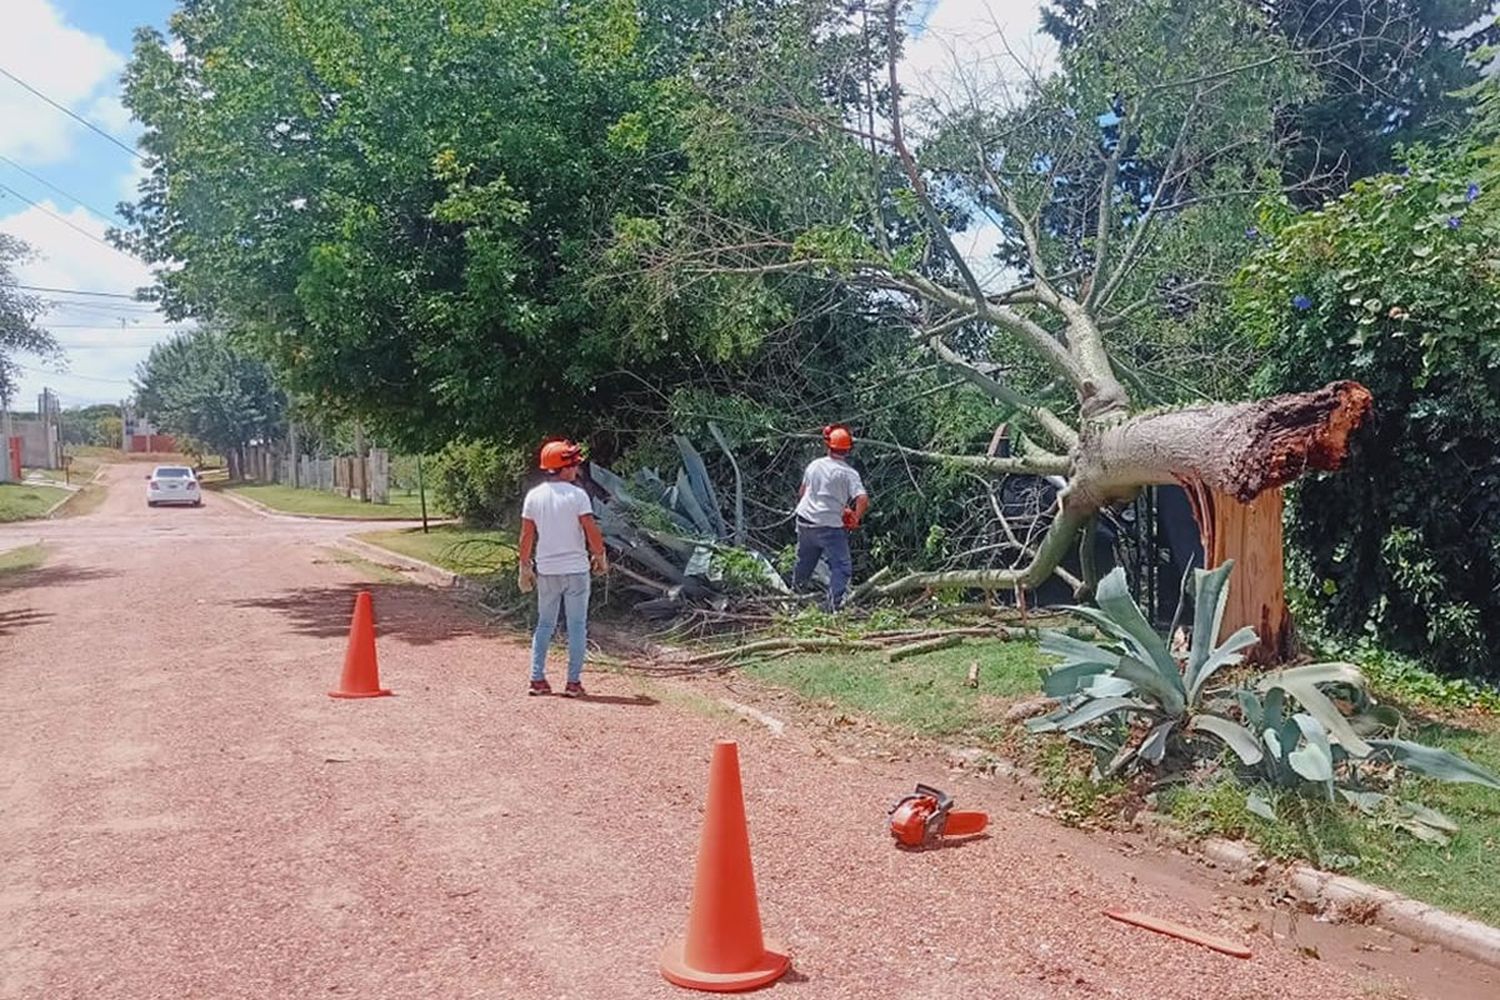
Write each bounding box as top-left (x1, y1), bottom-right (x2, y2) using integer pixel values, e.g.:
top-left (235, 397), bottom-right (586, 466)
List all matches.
top-left (145, 465), bottom-right (202, 507)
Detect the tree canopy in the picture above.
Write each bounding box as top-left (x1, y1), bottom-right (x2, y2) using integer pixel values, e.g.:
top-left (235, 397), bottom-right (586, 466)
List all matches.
top-left (0, 235), bottom-right (57, 405)
top-left (135, 330), bottom-right (285, 462)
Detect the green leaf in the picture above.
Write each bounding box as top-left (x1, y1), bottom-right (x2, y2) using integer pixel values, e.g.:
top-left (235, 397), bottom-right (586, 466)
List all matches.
top-left (1114, 655), bottom-right (1186, 716)
top-left (1187, 626), bottom-right (1258, 704)
top-left (1039, 630), bottom-right (1119, 669)
top-left (1259, 664), bottom-right (1374, 757)
top-left (1368, 739), bottom-right (1500, 788)
top-left (1051, 696), bottom-right (1146, 732)
top-left (1091, 568), bottom-right (1183, 696)
top-left (674, 434), bottom-right (726, 539)
top-left (1040, 661), bottom-right (1114, 697)
top-left (1190, 714), bottom-right (1265, 765)
top-left (1184, 560), bottom-right (1235, 692)
top-left (1139, 720), bottom-right (1176, 765)
top-left (1288, 713), bottom-right (1334, 783)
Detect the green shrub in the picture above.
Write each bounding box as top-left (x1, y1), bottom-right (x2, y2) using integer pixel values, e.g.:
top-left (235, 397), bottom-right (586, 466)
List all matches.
top-left (1235, 146), bottom-right (1500, 679)
top-left (429, 439), bottom-right (528, 526)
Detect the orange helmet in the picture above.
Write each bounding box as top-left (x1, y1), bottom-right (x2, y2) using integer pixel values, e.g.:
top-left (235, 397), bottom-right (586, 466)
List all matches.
top-left (823, 425), bottom-right (854, 452)
top-left (539, 440), bottom-right (582, 471)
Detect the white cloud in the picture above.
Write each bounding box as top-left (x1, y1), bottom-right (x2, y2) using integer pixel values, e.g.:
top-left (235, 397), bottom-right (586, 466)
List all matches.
top-left (87, 94), bottom-right (135, 137)
top-left (3, 199), bottom-right (189, 406)
top-left (901, 0), bottom-right (1054, 116)
top-left (0, 0), bottom-right (126, 165)
top-left (117, 158), bottom-right (151, 203)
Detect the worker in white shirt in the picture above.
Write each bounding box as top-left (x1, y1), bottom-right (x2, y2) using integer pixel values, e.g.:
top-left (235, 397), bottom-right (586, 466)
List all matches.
top-left (792, 425), bottom-right (869, 610)
top-left (518, 440), bottom-right (609, 697)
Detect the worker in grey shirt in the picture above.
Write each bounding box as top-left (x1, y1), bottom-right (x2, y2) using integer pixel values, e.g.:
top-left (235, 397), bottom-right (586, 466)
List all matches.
top-left (792, 425), bottom-right (870, 610)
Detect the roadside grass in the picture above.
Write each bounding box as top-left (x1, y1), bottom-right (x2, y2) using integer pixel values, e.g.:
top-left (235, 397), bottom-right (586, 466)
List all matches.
top-left (224, 483), bottom-right (444, 520)
top-left (356, 524), bottom-right (515, 576)
top-left (1160, 713), bottom-right (1500, 926)
top-left (0, 482), bottom-right (71, 522)
top-left (313, 547), bottom-right (411, 586)
top-left (741, 638), bottom-right (1041, 740)
top-left (0, 543), bottom-right (46, 577)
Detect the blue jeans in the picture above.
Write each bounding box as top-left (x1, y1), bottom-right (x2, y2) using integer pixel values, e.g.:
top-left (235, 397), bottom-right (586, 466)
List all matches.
top-left (531, 572), bottom-right (590, 683)
top-left (793, 523), bottom-right (852, 611)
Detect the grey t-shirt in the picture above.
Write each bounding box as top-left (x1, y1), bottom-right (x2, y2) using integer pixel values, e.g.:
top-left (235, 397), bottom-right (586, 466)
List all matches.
top-left (795, 456), bottom-right (866, 528)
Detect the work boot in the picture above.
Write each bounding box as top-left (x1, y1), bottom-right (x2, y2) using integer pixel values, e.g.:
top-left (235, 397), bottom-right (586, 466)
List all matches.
top-left (528, 679), bottom-right (552, 697)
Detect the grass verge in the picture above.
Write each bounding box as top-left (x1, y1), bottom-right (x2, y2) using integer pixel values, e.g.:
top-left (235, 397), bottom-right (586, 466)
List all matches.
top-left (730, 615), bottom-right (1500, 925)
top-left (226, 483), bottom-right (442, 520)
top-left (742, 638), bottom-right (1041, 740)
top-left (355, 524), bottom-right (515, 577)
top-left (1160, 714), bottom-right (1500, 926)
top-left (0, 482), bottom-right (71, 522)
top-left (0, 543), bottom-right (46, 577)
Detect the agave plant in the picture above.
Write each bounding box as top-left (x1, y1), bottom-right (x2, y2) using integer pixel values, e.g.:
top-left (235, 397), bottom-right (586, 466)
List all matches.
top-left (1032, 562), bottom-right (1500, 842)
top-left (589, 424), bottom-right (788, 617)
top-left (1028, 561), bottom-right (1259, 775)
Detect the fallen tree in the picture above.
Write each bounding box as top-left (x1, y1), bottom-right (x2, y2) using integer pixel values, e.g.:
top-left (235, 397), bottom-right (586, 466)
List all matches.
top-left (611, 0), bottom-right (1381, 660)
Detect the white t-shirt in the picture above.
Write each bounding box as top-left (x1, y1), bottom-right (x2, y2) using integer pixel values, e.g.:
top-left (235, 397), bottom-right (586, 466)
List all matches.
top-left (522, 479), bottom-right (593, 574)
top-left (795, 456), bottom-right (867, 528)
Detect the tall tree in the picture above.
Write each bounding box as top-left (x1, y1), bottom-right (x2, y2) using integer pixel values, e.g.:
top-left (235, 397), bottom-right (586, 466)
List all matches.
top-left (0, 235), bottom-right (57, 407)
top-left (115, 0), bottom-right (794, 453)
top-left (135, 330), bottom-right (285, 476)
top-left (614, 0), bottom-right (1373, 658)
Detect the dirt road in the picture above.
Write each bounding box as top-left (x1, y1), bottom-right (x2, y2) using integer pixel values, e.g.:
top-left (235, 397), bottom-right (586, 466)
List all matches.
top-left (1, 466), bottom-right (1494, 999)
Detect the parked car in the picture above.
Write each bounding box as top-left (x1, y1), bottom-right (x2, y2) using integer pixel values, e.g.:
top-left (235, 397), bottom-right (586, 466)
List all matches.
top-left (145, 465), bottom-right (202, 507)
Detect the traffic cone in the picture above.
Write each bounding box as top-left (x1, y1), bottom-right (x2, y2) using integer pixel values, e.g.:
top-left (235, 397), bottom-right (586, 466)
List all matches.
top-left (328, 591), bottom-right (392, 699)
top-left (660, 740), bottom-right (790, 992)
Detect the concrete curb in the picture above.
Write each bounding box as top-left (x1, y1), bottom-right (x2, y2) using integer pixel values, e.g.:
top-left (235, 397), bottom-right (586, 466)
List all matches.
top-left (1131, 813), bottom-right (1500, 968)
top-left (331, 535), bottom-right (481, 593)
top-left (214, 486), bottom-right (447, 524)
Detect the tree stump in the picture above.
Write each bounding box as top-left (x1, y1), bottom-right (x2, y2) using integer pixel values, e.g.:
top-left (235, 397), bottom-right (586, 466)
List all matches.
top-left (1184, 483), bottom-right (1295, 665)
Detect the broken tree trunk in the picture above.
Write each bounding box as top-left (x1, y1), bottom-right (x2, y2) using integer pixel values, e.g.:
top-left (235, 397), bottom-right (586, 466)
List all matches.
top-left (877, 382), bottom-right (1374, 634)
top-left (1184, 483), bottom-right (1293, 664)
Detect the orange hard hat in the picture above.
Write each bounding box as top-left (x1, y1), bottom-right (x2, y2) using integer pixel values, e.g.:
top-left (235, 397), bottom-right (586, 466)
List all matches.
top-left (539, 440), bottom-right (582, 471)
top-left (823, 425), bottom-right (854, 452)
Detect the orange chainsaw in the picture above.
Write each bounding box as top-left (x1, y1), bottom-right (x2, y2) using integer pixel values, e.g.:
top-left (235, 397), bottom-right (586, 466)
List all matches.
top-left (888, 784), bottom-right (989, 848)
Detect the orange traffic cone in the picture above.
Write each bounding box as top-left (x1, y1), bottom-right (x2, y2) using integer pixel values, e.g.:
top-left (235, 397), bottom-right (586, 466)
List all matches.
top-left (328, 591), bottom-right (392, 699)
top-left (660, 740), bottom-right (790, 992)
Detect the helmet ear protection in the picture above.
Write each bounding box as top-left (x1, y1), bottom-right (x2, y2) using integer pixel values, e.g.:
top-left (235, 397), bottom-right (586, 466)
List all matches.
top-left (539, 440), bottom-right (583, 471)
top-left (822, 425), bottom-right (854, 451)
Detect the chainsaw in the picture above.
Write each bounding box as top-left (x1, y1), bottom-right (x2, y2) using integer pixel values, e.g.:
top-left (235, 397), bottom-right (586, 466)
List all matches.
top-left (888, 783), bottom-right (989, 848)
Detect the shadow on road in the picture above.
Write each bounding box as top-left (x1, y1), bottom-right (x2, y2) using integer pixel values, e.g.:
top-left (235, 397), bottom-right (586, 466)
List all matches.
top-left (235, 582), bottom-right (487, 647)
top-left (0, 564), bottom-right (120, 592)
top-left (0, 607), bottom-right (53, 637)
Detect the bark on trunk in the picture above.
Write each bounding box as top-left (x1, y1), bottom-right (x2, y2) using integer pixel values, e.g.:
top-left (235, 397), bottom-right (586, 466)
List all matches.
top-left (1074, 381), bottom-right (1374, 506)
top-left (1183, 483), bottom-right (1294, 664)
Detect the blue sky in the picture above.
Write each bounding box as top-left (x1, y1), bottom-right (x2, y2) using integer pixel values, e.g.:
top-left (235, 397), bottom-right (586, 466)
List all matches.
top-left (1, 0), bottom-right (1046, 409)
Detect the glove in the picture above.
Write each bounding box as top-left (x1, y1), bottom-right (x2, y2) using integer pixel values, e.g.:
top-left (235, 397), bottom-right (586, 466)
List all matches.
top-left (590, 551), bottom-right (610, 577)
top-left (842, 508), bottom-right (859, 530)
top-left (518, 564), bottom-right (535, 593)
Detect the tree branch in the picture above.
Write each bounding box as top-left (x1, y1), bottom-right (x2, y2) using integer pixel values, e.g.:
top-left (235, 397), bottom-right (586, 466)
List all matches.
top-left (925, 335), bottom-right (1080, 450)
top-left (878, 504), bottom-right (1090, 596)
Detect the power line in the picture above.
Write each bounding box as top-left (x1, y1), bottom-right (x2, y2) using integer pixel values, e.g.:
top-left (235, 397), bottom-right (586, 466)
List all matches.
top-left (0, 153), bottom-right (124, 223)
top-left (15, 283), bottom-right (140, 299)
top-left (13, 362), bottom-right (133, 385)
top-left (0, 181), bottom-right (125, 254)
top-left (0, 65), bottom-right (145, 162)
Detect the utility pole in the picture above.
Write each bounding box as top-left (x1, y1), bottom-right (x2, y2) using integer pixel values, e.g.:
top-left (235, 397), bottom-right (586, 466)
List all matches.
top-left (352, 421), bottom-right (368, 502)
top-left (0, 390), bottom-right (13, 483)
top-left (288, 419), bottom-right (299, 487)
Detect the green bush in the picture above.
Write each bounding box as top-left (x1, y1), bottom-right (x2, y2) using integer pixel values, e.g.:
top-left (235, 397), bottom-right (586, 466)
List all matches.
top-left (429, 439), bottom-right (528, 526)
top-left (1235, 142), bottom-right (1500, 679)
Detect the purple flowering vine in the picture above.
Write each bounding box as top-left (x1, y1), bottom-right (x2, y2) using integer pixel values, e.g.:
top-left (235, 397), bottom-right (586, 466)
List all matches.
top-left (1292, 294), bottom-right (1312, 311)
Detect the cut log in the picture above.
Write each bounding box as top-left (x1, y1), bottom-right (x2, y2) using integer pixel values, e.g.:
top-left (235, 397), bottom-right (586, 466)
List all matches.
top-left (885, 635), bottom-right (963, 662)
